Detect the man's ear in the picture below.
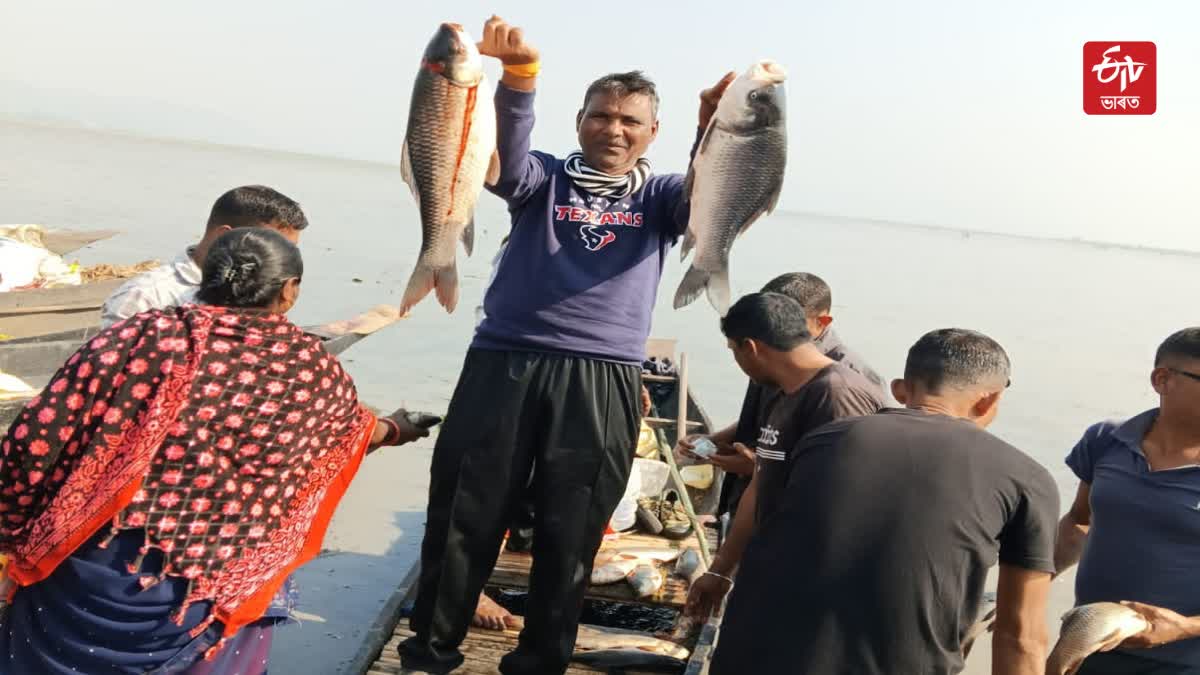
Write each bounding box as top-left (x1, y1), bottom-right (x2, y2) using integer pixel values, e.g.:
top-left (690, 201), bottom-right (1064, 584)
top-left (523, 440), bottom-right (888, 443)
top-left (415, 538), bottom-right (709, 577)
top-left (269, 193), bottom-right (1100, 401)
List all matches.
top-left (891, 379), bottom-right (909, 405)
top-left (971, 390), bottom-right (1002, 419)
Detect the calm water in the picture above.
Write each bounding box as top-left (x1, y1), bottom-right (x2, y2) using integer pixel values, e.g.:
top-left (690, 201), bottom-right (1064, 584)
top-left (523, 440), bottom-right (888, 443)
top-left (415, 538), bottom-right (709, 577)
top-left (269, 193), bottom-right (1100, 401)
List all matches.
top-left (4, 117), bottom-right (1198, 506)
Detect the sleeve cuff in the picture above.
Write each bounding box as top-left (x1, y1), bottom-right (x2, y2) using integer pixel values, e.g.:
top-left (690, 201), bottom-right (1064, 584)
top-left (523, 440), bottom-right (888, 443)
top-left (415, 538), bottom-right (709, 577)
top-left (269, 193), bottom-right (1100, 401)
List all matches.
top-left (496, 82), bottom-right (536, 113)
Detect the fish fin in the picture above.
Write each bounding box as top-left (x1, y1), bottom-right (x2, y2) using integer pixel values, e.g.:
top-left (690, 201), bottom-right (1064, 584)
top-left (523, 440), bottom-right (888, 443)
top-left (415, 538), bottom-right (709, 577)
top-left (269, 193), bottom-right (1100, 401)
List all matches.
top-left (399, 138), bottom-right (419, 208)
top-left (461, 217), bottom-right (475, 256)
top-left (399, 259), bottom-right (459, 316)
top-left (673, 265), bottom-right (709, 311)
top-left (680, 228), bottom-right (696, 261)
top-left (484, 149), bottom-right (501, 187)
top-left (705, 266), bottom-right (732, 316)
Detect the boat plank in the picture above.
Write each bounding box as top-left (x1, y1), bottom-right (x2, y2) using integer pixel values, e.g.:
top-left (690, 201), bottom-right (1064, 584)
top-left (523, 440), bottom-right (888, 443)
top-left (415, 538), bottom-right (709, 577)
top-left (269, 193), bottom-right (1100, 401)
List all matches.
top-left (384, 622), bottom-right (666, 675)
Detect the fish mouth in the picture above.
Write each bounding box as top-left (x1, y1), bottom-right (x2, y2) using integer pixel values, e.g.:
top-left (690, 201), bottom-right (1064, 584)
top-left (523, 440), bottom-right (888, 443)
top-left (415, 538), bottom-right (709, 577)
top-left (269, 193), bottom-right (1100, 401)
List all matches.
top-left (423, 22), bottom-right (484, 86)
top-left (748, 59), bottom-right (788, 84)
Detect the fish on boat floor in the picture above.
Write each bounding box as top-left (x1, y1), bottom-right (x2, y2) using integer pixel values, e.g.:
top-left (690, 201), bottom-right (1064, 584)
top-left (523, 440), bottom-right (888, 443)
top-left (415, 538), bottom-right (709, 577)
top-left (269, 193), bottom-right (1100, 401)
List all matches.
top-left (490, 529), bottom-right (716, 609)
top-left (370, 619), bottom-right (680, 675)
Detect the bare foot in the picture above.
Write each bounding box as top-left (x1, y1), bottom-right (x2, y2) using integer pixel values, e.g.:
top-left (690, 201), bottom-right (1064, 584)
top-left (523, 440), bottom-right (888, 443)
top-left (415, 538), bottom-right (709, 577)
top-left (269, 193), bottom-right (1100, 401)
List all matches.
top-left (472, 592), bottom-right (512, 631)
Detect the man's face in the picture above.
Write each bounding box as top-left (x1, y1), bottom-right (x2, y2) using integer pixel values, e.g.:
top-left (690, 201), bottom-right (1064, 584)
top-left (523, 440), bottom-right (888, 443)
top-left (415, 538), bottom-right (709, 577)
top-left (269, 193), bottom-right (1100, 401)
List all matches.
top-left (727, 338), bottom-right (770, 386)
top-left (1154, 357), bottom-right (1200, 418)
top-left (576, 92), bottom-right (659, 175)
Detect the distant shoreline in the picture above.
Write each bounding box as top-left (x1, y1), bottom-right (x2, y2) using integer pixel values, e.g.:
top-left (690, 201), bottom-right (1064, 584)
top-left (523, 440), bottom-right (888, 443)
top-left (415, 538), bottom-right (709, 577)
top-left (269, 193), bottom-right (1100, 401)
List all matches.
top-left (4, 114), bottom-right (1196, 260)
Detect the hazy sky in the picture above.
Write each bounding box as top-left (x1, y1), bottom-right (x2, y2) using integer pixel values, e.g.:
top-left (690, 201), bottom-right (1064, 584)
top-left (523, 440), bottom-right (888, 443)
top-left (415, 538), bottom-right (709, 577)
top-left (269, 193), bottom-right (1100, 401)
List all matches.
top-left (2, 1), bottom-right (1197, 250)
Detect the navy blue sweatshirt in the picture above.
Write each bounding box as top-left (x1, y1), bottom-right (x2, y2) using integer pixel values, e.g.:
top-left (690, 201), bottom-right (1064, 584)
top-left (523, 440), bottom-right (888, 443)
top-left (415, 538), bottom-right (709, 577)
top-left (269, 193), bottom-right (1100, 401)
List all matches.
top-left (472, 84), bottom-right (697, 365)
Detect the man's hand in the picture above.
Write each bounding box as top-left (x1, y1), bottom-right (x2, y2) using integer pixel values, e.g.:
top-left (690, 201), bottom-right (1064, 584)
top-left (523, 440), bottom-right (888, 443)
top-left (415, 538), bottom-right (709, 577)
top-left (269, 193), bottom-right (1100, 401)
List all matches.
top-left (674, 433), bottom-right (707, 462)
top-left (477, 15), bottom-right (539, 65)
top-left (708, 442), bottom-right (756, 476)
top-left (1119, 602), bottom-right (1200, 649)
top-left (641, 385), bottom-right (652, 417)
top-left (699, 71), bottom-right (736, 129)
top-left (685, 572), bottom-right (731, 620)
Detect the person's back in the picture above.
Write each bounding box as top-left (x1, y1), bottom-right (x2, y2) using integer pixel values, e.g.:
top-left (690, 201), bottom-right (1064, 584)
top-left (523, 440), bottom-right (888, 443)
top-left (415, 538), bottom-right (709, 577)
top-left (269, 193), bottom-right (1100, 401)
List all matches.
top-left (716, 409), bottom-right (1057, 674)
top-left (711, 328), bottom-right (1058, 675)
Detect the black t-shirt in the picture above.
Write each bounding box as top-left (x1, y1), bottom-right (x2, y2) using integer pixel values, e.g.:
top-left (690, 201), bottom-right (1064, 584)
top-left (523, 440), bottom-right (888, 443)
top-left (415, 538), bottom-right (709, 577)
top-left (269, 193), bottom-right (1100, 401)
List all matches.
top-left (718, 329), bottom-right (885, 517)
top-left (711, 409), bottom-right (1060, 675)
top-left (751, 363), bottom-right (883, 524)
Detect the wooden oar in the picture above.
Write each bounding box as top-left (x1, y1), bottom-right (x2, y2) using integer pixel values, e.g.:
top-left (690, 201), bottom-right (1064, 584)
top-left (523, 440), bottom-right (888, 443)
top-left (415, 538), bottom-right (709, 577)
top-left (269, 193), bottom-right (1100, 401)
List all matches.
top-left (304, 304), bottom-right (404, 356)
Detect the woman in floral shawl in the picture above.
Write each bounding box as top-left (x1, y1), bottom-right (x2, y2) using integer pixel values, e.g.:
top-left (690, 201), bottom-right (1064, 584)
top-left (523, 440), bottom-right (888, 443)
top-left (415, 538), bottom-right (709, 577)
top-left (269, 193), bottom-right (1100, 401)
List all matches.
top-left (0, 228), bottom-right (426, 674)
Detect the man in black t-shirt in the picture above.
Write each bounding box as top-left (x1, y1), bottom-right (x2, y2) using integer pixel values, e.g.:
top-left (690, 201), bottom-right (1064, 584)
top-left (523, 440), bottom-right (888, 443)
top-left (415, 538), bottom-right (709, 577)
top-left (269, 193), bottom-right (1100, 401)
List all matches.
top-left (684, 292), bottom-right (883, 620)
top-left (710, 328), bottom-right (1059, 675)
top-left (675, 272), bottom-right (886, 519)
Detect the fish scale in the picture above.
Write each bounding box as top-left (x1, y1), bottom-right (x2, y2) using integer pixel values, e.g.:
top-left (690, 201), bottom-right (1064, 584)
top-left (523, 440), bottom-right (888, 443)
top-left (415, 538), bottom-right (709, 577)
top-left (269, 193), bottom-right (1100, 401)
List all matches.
top-left (1046, 602), bottom-right (1150, 675)
top-left (674, 60), bottom-right (788, 316)
top-left (398, 23), bottom-right (498, 316)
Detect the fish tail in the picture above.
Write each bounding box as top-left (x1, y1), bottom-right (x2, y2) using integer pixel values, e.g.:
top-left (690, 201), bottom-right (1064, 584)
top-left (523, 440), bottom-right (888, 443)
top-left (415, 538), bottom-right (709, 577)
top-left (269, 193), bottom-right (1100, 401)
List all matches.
top-left (705, 266), bottom-right (732, 316)
top-left (399, 257), bottom-right (459, 315)
top-left (674, 263), bottom-right (731, 315)
top-left (672, 264), bottom-right (710, 311)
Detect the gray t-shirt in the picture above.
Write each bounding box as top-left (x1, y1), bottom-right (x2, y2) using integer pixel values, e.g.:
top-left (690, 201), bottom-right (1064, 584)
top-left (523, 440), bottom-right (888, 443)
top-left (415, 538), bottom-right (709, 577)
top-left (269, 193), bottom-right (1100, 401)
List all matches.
top-left (712, 408), bottom-right (1059, 675)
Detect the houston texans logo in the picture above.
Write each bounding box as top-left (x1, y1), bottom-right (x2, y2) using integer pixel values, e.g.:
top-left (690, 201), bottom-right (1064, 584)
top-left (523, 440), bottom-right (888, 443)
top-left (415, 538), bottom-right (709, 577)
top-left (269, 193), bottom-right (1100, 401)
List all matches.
top-left (579, 225), bottom-right (616, 252)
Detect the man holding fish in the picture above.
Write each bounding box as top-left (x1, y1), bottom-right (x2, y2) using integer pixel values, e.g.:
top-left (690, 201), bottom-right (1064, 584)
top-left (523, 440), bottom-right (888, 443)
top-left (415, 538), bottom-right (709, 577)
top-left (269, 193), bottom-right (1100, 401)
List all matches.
top-left (396, 15), bottom-right (775, 675)
top-left (1051, 328), bottom-right (1200, 674)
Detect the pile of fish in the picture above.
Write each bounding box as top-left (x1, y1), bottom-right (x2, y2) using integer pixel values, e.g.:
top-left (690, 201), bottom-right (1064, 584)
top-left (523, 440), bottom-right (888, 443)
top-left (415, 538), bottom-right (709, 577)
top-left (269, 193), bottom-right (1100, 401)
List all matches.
top-left (1046, 602), bottom-right (1150, 675)
top-left (674, 59), bottom-right (788, 316)
top-left (399, 22), bottom-right (500, 316)
top-left (589, 545), bottom-right (705, 600)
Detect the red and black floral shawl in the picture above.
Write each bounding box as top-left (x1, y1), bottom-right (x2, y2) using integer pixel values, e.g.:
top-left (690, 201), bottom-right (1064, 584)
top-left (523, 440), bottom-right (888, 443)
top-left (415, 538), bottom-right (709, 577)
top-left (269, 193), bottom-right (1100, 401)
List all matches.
top-left (0, 305), bottom-right (375, 645)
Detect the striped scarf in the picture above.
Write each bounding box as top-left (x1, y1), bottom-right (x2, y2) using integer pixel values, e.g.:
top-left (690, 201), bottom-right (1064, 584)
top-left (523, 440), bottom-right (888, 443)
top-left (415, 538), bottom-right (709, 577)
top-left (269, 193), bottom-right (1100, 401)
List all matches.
top-left (563, 152), bottom-right (652, 198)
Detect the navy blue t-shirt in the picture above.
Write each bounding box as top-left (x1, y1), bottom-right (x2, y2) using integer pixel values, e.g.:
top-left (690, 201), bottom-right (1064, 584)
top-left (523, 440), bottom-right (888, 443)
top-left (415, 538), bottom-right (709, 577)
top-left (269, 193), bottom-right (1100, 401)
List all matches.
top-left (472, 84), bottom-right (694, 365)
top-left (1068, 409), bottom-right (1200, 666)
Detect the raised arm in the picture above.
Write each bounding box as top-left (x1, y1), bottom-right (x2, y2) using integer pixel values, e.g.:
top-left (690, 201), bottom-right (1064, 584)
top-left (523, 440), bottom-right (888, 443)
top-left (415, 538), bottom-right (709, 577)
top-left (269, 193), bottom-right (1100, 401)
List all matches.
top-left (476, 16), bottom-right (547, 204)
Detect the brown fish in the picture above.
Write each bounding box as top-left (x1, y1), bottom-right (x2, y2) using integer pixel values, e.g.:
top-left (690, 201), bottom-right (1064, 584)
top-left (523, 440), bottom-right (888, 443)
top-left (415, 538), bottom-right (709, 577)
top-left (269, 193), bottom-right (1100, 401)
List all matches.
top-left (1047, 602), bottom-right (1149, 675)
top-left (399, 22), bottom-right (500, 315)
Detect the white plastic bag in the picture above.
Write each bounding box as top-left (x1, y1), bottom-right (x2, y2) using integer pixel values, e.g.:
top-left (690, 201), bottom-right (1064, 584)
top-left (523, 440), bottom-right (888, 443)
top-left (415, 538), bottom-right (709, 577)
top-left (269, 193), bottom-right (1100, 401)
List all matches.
top-left (609, 461), bottom-right (642, 531)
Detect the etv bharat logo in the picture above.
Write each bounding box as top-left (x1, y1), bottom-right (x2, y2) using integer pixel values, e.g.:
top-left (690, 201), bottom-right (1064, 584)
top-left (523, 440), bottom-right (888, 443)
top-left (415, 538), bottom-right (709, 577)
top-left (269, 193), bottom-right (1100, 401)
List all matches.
top-left (1083, 42), bottom-right (1156, 115)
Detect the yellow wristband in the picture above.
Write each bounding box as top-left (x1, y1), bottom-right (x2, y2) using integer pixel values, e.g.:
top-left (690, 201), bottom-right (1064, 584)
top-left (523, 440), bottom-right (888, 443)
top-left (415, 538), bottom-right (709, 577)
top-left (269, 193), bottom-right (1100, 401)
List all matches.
top-left (503, 61), bottom-right (541, 78)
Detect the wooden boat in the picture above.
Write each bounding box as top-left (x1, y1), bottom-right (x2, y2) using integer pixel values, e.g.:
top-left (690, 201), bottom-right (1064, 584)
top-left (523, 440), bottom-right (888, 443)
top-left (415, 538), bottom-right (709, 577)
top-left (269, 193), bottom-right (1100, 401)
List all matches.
top-left (0, 227), bottom-right (124, 339)
top-left (352, 339), bottom-right (725, 675)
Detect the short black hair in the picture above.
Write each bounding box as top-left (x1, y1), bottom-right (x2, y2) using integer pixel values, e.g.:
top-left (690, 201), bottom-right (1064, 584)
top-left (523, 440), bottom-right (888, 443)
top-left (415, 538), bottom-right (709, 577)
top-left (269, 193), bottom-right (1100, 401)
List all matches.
top-left (761, 273), bottom-right (832, 315)
top-left (196, 228), bottom-right (303, 309)
top-left (1155, 328), bottom-right (1200, 366)
top-left (582, 71), bottom-right (660, 119)
top-left (206, 185), bottom-right (308, 231)
top-left (720, 292), bottom-right (812, 351)
top-left (904, 328), bottom-right (1011, 393)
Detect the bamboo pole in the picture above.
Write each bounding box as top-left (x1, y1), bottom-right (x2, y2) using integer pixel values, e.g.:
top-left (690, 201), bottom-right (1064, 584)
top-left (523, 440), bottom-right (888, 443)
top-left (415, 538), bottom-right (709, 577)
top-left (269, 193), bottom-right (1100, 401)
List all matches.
top-left (655, 351), bottom-right (713, 568)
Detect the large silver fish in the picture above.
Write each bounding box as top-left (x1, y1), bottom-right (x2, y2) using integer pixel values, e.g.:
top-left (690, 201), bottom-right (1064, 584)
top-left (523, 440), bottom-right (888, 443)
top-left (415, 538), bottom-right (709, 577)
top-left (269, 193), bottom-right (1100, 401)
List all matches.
top-left (1047, 602), bottom-right (1149, 675)
top-left (591, 554), bottom-right (642, 585)
top-left (399, 23), bottom-right (499, 315)
top-left (508, 617), bottom-right (690, 666)
top-left (674, 60), bottom-right (787, 316)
